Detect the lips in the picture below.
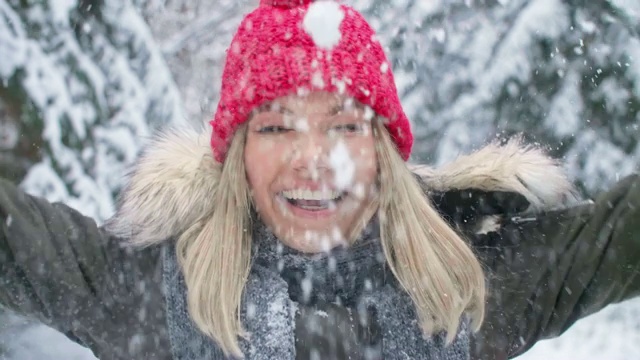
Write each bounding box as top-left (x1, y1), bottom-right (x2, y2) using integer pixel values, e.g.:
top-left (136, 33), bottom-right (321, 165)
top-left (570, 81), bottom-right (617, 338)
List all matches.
top-left (287, 198), bottom-right (334, 210)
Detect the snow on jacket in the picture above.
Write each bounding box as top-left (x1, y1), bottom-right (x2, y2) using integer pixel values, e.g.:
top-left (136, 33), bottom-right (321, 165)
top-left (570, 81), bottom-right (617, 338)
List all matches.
top-left (1, 127), bottom-right (639, 360)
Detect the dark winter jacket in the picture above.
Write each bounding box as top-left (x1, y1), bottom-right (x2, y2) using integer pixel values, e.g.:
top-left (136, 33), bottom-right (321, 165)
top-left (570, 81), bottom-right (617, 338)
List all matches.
top-left (1, 128), bottom-right (639, 360)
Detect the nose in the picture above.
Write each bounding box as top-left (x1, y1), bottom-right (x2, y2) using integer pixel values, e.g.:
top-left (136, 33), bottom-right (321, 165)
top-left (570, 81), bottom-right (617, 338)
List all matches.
top-left (290, 131), bottom-right (330, 179)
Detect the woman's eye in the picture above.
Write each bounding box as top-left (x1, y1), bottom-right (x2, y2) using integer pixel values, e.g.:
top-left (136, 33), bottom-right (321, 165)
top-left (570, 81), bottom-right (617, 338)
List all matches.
top-left (258, 125), bottom-right (291, 133)
top-left (332, 124), bottom-right (362, 133)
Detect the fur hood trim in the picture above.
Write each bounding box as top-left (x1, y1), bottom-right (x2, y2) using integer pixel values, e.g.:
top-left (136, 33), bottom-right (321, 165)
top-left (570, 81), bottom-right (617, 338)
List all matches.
top-left (105, 127), bottom-right (576, 245)
top-left (409, 137), bottom-right (577, 210)
top-left (106, 128), bottom-right (220, 246)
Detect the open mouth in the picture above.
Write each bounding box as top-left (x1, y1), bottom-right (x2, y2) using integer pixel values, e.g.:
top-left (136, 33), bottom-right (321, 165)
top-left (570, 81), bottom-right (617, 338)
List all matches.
top-left (280, 189), bottom-right (346, 211)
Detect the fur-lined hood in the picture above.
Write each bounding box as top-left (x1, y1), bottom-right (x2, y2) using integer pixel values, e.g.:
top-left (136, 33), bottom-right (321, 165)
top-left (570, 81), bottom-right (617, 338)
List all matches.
top-left (106, 127), bottom-right (577, 244)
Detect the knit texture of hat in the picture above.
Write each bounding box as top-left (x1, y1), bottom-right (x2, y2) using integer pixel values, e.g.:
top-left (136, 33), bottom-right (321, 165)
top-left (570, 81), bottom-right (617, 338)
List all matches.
top-left (210, 0), bottom-right (413, 162)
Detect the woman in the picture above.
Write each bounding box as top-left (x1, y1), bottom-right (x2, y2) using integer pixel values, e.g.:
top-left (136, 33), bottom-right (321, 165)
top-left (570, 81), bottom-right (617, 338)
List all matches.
top-left (1, 1), bottom-right (638, 359)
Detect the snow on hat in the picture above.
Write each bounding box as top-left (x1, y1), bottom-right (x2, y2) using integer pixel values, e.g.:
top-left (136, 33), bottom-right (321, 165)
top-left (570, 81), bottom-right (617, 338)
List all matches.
top-left (210, 0), bottom-right (413, 162)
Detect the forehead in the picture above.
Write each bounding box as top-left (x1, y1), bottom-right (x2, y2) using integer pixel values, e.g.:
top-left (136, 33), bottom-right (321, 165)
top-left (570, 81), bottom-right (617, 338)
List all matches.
top-left (272, 91), bottom-right (359, 113)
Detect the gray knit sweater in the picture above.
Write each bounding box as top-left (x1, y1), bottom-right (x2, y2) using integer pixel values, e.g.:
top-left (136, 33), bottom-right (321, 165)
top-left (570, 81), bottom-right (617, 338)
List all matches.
top-left (162, 220), bottom-right (470, 360)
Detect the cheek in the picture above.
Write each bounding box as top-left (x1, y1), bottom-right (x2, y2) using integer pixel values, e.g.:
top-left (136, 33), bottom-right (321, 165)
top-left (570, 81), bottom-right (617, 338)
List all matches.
top-left (244, 137), bottom-right (288, 194)
top-left (245, 134), bottom-right (293, 161)
top-left (244, 140), bottom-right (269, 194)
top-left (348, 137), bottom-right (377, 184)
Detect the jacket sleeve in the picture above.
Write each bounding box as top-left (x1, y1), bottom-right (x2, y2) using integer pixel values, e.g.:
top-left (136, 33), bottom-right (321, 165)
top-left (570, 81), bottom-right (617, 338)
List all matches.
top-left (0, 177), bottom-right (166, 357)
top-left (471, 174), bottom-right (640, 360)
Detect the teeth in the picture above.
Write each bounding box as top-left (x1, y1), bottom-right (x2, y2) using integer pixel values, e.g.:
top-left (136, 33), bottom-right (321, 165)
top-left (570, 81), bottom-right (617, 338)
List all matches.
top-left (281, 189), bottom-right (342, 201)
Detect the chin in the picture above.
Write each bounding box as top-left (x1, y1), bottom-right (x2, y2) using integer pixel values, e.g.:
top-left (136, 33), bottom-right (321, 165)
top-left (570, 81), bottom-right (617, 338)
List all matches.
top-left (282, 225), bottom-right (348, 253)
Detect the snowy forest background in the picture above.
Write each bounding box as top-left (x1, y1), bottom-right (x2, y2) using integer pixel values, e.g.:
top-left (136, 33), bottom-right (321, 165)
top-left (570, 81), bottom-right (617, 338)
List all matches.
top-left (0, 0), bottom-right (639, 358)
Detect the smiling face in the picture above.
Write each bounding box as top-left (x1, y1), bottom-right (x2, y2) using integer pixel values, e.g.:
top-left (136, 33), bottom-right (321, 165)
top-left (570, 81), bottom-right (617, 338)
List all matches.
top-left (244, 91), bottom-right (378, 253)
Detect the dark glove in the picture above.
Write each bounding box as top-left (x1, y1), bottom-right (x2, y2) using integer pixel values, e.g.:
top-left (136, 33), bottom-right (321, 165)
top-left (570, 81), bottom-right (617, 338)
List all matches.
top-left (295, 301), bottom-right (382, 360)
top-left (431, 188), bottom-right (530, 220)
top-left (429, 188), bottom-right (530, 238)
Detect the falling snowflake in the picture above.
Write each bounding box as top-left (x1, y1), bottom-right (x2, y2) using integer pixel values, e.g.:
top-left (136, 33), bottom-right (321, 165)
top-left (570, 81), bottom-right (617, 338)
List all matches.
top-left (329, 140), bottom-right (355, 190)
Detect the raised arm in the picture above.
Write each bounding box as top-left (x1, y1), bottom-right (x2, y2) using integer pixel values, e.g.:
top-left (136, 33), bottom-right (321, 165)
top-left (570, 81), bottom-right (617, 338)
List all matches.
top-left (473, 174), bottom-right (640, 359)
top-left (0, 177), bottom-right (169, 359)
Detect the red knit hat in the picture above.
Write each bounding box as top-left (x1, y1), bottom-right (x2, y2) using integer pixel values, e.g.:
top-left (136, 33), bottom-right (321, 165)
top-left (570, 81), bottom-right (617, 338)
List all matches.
top-left (210, 0), bottom-right (413, 162)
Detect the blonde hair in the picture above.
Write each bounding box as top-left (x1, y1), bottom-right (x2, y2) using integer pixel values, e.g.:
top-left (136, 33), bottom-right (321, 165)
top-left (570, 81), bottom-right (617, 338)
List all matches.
top-left (176, 124), bottom-right (253, 356)
top-left (176, 120), bottom-right (485, 357)
top-left (372, 120), bottom-right (485, 341)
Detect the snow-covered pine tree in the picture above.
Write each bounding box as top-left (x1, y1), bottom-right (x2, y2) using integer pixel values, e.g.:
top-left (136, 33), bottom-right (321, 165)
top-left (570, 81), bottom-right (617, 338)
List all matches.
top-left (361, 0), bottom-right (639, 195)
top-left (136, 0), bottom-right (249, 123)
top-left (0, 0), bottom-right (183, 358)
top-left (0, 0), bottom-right (183, 220)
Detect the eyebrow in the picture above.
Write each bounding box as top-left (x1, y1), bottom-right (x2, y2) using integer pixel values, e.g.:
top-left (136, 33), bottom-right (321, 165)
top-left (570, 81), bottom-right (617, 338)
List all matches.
top-left (327, 104), bottom-right (343, 115)
top-left (255, 100), bottom-right (365, 115)
top-left (254, 103), bottom-right (294, 114)
top-left (333, 100), bottom-right (365, 113)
